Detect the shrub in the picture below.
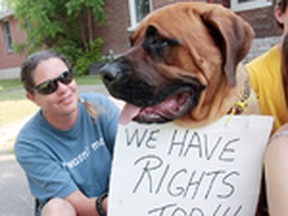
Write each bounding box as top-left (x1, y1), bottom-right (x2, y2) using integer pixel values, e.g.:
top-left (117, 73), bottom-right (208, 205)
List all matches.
top-left (74, 38), bottom-right (106, 76)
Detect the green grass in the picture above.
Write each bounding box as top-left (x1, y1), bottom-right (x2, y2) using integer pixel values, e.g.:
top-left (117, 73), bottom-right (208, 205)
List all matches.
top-left (75, 75), bottom-right (103, 85)
top-left (0, 75), bottom-right (103, 127)
top-left (0, 78), bottom-right (22, 92)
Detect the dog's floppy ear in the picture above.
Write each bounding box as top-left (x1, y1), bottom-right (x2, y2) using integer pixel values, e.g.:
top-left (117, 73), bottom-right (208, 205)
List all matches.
top-left (202, 5), bottom-right (254, 87)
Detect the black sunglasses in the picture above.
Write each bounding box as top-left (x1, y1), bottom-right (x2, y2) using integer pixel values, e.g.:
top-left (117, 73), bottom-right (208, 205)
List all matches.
top-left (31, 70), bottom-right (74, 95)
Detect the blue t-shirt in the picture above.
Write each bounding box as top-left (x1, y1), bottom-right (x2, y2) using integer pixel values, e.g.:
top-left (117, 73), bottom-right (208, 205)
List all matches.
top-left (14, 92), bottom-right (119, 204)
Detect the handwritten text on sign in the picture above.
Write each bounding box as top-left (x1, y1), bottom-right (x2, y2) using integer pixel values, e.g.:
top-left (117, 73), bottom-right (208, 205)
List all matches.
top-left (108, 115), bottom-right (273, 216)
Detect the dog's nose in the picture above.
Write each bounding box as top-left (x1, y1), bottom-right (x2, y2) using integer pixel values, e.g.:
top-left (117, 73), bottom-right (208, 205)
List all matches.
top-left (99, 62), bottom-right (120, 86)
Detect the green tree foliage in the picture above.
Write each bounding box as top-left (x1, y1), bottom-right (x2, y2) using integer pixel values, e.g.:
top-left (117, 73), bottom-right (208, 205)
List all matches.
top-left (73, 37), bottom-right (104, 76)
top-left (9, 0), bottom-right (106, 75)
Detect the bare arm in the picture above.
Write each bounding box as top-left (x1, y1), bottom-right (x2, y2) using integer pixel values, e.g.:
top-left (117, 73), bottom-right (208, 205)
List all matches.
top-left (265, 132), bottom-right (288, 216)
top-left (65, 190), bottom-right (108, 216)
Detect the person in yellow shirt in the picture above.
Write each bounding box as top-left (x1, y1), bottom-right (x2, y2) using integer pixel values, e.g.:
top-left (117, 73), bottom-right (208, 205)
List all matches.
top-left (247, 45), bottom-right (287, 133)
top-left (246, 0), bottom-right (288, 215)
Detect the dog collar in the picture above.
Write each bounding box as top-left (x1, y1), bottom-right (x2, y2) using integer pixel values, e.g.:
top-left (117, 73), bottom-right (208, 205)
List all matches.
top-left (227, 79), bottom-right (252, 115)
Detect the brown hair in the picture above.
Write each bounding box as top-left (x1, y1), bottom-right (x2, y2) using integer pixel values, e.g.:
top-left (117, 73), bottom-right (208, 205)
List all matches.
top-left (278, 0), bottom-right (287, 11)
top-left (281, 33), bottom-right (288, 107)
top-left (276, 0), bottom-right (287, 29)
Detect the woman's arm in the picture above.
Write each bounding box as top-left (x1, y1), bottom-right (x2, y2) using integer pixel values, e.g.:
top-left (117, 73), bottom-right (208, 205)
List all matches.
top-left (65, 190), bottom-right (108, 216)
top-left (265, 131), bottom-right (288, 216)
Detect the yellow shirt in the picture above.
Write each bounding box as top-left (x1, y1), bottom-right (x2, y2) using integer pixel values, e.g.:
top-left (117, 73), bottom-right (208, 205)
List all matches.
top-left (246, 45), bottom-right (288, 133)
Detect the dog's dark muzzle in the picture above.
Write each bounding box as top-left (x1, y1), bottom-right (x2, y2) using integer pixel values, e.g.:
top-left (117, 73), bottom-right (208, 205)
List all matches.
top-left (99, 58), bottom-right (206, 124)
top-left (100, 59), bottom-right (157, 105)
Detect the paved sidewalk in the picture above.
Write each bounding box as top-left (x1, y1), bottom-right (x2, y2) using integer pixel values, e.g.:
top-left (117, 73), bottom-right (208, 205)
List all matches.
top-left (0, 84), bottom-right (109, 216)
top-left (0, 118), bottom-right (33, 215)
top-left (0, 154), bottom-right (34, 215)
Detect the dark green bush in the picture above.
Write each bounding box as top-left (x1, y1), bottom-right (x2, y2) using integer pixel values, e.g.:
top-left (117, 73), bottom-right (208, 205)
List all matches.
top-left (74, 38), bottom-right (105, 76)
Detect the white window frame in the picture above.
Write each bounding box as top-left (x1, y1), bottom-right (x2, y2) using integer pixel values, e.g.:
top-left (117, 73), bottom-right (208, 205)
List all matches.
top-left (231, 0), bottom-right (272, 12)
top-left (128, 0), bottom-right (153, 32)
top-left (3, 20), bottom-right (12, 52)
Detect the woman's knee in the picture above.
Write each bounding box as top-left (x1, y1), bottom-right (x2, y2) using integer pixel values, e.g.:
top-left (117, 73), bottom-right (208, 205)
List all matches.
top-left (41, 198), bottom-right (76, 216)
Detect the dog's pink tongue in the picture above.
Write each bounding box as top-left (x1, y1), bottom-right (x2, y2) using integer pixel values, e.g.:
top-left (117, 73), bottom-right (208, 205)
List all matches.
top-left (119, 103), bottom-right (141, 125)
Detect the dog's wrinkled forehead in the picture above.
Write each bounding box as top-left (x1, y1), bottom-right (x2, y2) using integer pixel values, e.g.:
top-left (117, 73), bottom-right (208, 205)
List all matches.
top-left (128, 3), bottom-right (215, 70)
top-left (129, 2), bottom-right (254, 87)
top-left (130, 4), bottom-right (204, 46)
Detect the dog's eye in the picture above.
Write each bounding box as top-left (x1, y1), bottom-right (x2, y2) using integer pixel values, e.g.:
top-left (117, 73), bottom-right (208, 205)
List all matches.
top-left (154, 39), bottom-right (179, 50)
top-left (150, 39), bottom-right (179, 56)
top-left (154, 40), bottom-right (169, 49)
top-left (143, 36), bottom-right (179, 60)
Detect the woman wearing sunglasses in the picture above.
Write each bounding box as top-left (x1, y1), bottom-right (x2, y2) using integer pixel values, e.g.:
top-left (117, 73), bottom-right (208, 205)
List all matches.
top-left (14, 50), bottom-right (119, 216)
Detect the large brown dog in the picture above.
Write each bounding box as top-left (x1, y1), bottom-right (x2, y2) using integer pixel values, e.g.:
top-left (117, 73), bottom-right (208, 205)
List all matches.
top-left (100, 2), bottom-right (258, 127)
top-left (100, 3), bottom-right (265, 214)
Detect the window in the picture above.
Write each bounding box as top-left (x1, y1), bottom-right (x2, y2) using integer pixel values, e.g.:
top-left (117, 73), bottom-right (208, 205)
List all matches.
top-left (231, 0), bottom-right (272, 12)
top-left (128, 0), bottom-right (152, 31)
top-left (3, 21), bottom-right (12, 52)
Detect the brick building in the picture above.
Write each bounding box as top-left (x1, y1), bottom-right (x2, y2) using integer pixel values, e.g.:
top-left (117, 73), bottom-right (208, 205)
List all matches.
top-left (0, 0), bottom-right (280, 79)
top-left (0, 8), bottom-right (27, 79)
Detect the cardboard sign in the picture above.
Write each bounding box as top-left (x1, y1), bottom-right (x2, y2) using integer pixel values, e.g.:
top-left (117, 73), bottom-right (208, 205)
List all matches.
top-left (108, 115), bottom-right (273, 216)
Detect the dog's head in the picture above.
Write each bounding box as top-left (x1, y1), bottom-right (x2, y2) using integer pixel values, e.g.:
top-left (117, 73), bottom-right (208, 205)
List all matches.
top-left (100, 2), bottom-right (254, 125)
